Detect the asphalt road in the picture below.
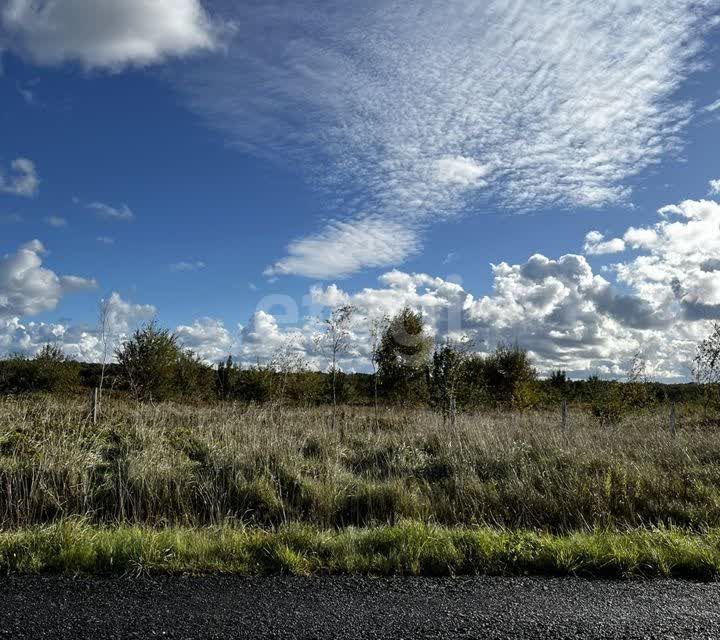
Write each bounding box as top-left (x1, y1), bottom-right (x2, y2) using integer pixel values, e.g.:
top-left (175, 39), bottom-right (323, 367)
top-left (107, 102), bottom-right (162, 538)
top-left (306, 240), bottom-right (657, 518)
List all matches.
top-left (1, 576), bottom-right (719, 639)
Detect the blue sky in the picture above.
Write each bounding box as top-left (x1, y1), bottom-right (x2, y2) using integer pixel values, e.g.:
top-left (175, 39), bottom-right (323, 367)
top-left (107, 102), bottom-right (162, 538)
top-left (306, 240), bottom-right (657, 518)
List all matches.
top-left (1, 0), bottom-right (720, 378)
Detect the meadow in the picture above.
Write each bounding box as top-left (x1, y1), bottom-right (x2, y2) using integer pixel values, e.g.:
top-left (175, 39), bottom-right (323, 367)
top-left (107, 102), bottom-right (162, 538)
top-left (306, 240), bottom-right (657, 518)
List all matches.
top-left (2, 394), bottom-right (720, 577)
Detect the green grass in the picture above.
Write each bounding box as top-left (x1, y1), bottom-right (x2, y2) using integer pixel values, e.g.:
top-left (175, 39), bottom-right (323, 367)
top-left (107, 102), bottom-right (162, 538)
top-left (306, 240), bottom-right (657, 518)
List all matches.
top-left (1, 520), bottom-right (720, 579)
top-left (3, 396), bottom-right (720, 578)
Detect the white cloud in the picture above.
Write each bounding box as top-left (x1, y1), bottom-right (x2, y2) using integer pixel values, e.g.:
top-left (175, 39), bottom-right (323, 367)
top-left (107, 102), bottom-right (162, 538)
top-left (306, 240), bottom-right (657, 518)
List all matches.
top-left (96, 236), bottom-right (115, 245)
top-left (3, 192), bottom-right (719, 379)
top-left (703, 98), bottom-right (720, 113)
top-left (623, 227), bottom-right (659, 250)
top-left (614, 199), bottom-right (720, 322)
top-left (170, 261), bottom-right (206, 273)
top-left (44, 216), bottom-right (67, 228)
top-left (0, 158), bottom-right (39, 197)
top-left (87, 201), bottom-right (134, 221)
top-left (182, 0), bottom-right (716, 277)
top-left (0, 240), bottom-right (96, 318)
top-left (100, 292), bottom-right (156, 338)
top-left (434, 156), bottom-right (492, 188)
top-left (265, 217), bottom-right (421, 279)
top-left (583, 231), bottom-right (626, 256)
top-left (176, 317), bottom-right (234, 362)
top-left (1, 0), bottom-right (219, 70)
top-left (0, 292), bottom-right (155, 361)
top-left (709, 179), bottom-right (720, 195)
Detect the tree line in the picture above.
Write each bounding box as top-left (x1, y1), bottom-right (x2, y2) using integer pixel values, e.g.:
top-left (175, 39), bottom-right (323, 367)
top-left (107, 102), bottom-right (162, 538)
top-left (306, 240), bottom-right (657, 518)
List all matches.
top-left (0, 308), bottom-right (719, 421)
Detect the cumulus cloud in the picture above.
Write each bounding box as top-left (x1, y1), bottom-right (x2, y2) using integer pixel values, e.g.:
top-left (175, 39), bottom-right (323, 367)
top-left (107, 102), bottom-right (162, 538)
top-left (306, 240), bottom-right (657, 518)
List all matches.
top-left (100, 292), bottom-right (156, 338)
top-left (0, 158), bottom-right (38, 197)
top-left (614, 199), bottom-right (720, 322)
top-left (0, 291), bottom-right (155, 360)
top-left (583, 231), bottom-right (626, 256)
top-left (175, 317), bottom-right (234, 362)
top-left (0, 240), bottom-right (96, 318)
top-left (232, 193), bottom-right (720, 378)
top-left (709, 179), bottom-right (720, 195)
top-left (1, 0), bottom-right (219, 70)
top-left (2, 193), bottom-right (718, 378)
top-left (181, 0), bottom-right (717, 277)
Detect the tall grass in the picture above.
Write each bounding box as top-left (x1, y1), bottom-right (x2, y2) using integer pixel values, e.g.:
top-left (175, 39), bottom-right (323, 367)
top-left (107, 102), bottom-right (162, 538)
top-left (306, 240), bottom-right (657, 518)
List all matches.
top-left (1, 395), bottom-right (718, 531)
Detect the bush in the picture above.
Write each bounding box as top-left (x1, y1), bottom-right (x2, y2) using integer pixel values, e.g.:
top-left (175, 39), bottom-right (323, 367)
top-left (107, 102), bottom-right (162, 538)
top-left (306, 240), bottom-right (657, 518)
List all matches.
top-left (0, 344), bottom-right (80, 394)
top-left (482, 343), bottom-right (537, 409)
top-left (115, 322), bottom-right (212, 402)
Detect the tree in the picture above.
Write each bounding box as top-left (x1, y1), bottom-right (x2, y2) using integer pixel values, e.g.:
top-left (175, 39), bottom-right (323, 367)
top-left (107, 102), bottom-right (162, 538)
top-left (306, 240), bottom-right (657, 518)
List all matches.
top-left (550, 369), bottom-right (567, 389)
top-left (267, 338), bottom-right (309, 404)
top-left (693, 322), bottom-right (720, 421)
top-left (115, 322), bottom-right (183, 402)
top-left (431, 337), bottom-right (474, 426)
top-left (368, 315), bottom-right (389, 428)
top-left (97, 295), bottom-right (114, 406)
top-left (377, 307), bottom-right (433, 404)
top-left (216, 355), bottom-right (239, 400)
top-left (315, 305), bottom-right (356, 429)
top-left (483, 342), bottom-right (537, 409)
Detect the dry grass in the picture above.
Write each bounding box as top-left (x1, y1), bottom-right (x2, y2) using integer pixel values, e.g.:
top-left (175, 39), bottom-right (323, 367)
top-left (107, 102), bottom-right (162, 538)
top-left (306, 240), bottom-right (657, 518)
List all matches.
top-left (1, 395), bottom-right (718, 531)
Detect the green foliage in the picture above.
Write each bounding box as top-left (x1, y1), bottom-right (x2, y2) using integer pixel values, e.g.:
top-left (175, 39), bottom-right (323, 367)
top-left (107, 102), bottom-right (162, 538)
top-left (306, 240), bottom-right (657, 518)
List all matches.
top-left (115, 322), bottom-right (212, 402)
top-left (693, 322), bottom-right (720, 422)
top-left (377, 307), bottom-right (432, 404)
top-left (550, 369), bottom-right (567, 389)
top-left (0, 344), bottom-right (80, 394)
top-left (482, 342), bottom-right (538, 409)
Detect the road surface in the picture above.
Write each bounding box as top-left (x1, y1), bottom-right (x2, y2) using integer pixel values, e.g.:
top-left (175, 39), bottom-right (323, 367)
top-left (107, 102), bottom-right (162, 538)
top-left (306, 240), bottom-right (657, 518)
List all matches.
top-left (1, 576), bottom-right (718, 638)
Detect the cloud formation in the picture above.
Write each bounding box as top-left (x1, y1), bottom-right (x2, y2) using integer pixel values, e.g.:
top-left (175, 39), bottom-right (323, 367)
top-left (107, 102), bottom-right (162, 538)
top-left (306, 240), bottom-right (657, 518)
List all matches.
top-left (0, 291), bottom-right (154, 361)
top-left (182, 0), bottom-right (718, 277)
top-left (0, 240), bottom-right (96, 318)
top-left (0, 158), bottom-right (38, 197)
top-left (1, 0), bottom-right (218, 69)
top-left (2, 193), bottom-right (720, 380)
top-left (265, 217), bottom-right (421, 279)
top-left (583, 231), bottom-right (625, 256)
top-left (180, 194), bottom-right (720, 378)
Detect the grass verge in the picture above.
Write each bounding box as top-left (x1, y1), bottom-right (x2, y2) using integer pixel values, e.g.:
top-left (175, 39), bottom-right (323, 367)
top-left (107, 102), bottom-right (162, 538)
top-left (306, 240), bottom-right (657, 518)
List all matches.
top-left (1, 521), bottom-right (719, 579)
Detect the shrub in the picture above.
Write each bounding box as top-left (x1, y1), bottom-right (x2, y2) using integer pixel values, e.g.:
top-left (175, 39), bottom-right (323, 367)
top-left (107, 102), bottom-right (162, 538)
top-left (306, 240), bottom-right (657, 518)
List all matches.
top-left (115, 322), bottom-right (211, 402)
top-left (0, 344), bottom-right (79, 394)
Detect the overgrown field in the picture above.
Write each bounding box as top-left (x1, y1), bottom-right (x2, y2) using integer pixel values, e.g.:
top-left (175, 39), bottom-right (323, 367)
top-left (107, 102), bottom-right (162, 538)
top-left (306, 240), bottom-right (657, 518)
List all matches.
top-left (1, 395), bottom-right (717, 531)
top-left (2, 395), bottom-right (720, 576)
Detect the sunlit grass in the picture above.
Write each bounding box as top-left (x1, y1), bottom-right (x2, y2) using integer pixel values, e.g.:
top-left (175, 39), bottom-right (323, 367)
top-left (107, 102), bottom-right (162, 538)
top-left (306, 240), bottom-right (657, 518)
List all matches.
top-left (2, 520), bottom-right (719, 579)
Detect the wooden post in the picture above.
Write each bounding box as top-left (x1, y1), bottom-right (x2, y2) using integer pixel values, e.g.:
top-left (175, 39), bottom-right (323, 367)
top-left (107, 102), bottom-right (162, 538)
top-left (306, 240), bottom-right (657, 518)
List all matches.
top-left (670, 401), bottom-right (677, 437)
top-left (561, 399), bottom-right (567, 431)
top-left (91, 387), bottom-right (98, 425)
